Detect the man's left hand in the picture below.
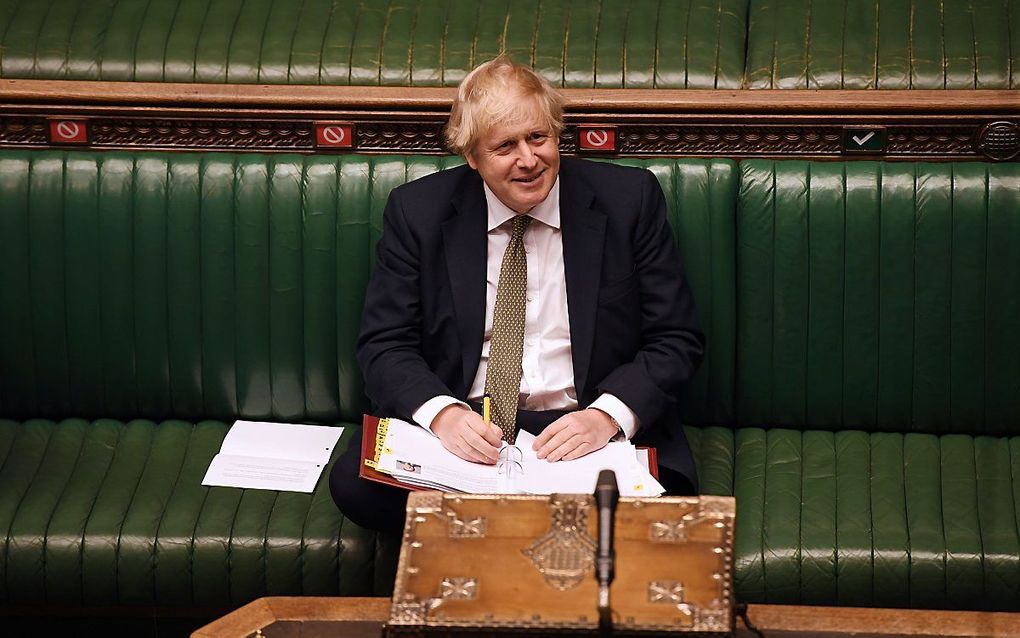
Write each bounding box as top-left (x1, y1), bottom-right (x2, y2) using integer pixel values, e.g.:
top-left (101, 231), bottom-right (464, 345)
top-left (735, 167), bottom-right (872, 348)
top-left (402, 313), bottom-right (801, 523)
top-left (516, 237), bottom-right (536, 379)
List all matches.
top-left (532, 409), bottom-right (619, 462)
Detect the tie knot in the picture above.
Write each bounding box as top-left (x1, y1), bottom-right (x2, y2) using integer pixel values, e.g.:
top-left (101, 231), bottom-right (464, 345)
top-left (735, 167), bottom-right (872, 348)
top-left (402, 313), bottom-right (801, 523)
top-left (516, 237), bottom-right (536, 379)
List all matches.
top-left (511, 215), bottom-right (532, 239)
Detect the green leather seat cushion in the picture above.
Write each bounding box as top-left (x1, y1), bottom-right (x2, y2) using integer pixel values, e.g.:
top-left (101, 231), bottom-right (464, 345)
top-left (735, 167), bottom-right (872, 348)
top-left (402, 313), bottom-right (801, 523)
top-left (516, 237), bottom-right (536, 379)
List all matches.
top-left (734, 428), bottom-right (1020, 610)
top-left (0, 418), bottom-right (388, 606)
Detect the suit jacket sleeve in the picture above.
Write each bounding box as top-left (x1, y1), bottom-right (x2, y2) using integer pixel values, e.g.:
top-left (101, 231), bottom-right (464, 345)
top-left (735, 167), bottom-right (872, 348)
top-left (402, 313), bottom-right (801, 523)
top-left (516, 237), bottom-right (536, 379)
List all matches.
top-left (356, 188), bottom-right (453, 420)
top-left (594, 170), bottom-right (705, 429)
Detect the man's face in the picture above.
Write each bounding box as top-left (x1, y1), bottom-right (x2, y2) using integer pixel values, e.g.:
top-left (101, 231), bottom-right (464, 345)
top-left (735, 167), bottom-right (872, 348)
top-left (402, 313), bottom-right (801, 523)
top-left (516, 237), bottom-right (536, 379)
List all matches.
top-left (465, 101), bottom-right (560, 214)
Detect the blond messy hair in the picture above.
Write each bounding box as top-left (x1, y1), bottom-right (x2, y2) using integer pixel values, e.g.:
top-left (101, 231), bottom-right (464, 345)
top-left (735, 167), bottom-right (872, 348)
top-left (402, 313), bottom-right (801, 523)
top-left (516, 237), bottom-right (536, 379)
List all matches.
top-left (444, 55), bottom-right (565, 156)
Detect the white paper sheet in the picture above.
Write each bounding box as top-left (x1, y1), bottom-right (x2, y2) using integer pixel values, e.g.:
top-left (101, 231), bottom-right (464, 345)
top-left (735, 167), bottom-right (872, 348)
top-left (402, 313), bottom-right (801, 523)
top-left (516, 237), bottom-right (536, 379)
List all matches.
top-left (202, 420), bottom-right (343, 493)
top-left (373, 418), bottom-right (662, 496)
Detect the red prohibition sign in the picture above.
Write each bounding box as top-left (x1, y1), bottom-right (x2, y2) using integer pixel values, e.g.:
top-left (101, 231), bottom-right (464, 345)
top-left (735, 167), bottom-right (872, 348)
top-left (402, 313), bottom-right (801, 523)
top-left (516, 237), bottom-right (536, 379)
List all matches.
top-left (315, 123), bottom-right (354, 148)
top-left (578, 126), bottom-right (616, 152)
top-left (49, 119), bottom-right (88, 144)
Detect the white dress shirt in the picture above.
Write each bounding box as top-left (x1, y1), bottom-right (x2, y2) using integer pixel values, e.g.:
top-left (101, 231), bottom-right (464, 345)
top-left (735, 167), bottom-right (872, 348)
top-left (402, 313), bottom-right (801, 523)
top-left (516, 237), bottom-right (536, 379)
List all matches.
top-left (412, 178), bottom-right (638, 439)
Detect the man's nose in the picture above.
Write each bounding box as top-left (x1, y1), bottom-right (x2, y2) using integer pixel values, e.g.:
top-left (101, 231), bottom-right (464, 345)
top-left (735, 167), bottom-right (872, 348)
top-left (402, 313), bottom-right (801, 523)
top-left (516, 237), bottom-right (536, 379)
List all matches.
top-left (515, 141), bottom-right (538, 168)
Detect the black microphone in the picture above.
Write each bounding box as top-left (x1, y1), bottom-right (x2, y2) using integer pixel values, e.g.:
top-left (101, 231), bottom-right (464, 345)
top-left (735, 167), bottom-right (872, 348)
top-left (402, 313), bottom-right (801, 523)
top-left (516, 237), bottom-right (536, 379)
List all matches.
top-left (595, 469), bottom-right (619, 635)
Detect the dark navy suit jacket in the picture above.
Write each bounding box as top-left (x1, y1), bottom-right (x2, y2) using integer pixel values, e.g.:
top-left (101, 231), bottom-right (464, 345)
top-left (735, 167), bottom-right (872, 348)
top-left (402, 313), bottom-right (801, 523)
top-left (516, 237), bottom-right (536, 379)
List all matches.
top-left (356, 157), bottom-right (705, 489)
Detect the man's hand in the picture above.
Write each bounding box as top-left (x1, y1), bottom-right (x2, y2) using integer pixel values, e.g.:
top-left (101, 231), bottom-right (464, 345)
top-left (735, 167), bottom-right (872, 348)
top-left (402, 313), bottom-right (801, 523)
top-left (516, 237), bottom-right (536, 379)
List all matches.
top-left (431, 404), bottom-right (502, 464)
top-left (532, 409), bottom-right (620, 462)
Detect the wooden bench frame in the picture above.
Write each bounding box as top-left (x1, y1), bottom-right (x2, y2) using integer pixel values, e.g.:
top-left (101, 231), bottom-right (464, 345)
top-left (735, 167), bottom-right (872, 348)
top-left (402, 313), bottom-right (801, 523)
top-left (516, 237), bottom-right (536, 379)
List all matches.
top-left (2, 80), bottom-right (1017, 160)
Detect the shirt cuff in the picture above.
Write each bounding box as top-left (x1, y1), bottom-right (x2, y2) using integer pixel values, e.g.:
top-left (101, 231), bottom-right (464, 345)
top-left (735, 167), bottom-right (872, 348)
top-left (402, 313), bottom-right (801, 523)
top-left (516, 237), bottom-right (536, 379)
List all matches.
top-left (589, 393), bottom-right (640, 440)
top-left (411, 395), bottom-right (469, 434)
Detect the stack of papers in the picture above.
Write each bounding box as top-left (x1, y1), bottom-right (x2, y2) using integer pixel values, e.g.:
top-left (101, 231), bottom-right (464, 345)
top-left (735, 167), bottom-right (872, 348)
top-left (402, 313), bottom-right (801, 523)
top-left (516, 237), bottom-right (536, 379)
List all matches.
top-left (202, 420), bottom-right (344, 493)
top-left (371, 418), bottom-right (663, 496)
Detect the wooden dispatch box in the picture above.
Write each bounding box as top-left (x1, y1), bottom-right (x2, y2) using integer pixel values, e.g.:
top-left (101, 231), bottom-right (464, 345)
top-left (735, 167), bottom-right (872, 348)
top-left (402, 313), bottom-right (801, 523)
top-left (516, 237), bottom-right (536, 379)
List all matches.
top-left (387, 492), bottom-right (736, 637)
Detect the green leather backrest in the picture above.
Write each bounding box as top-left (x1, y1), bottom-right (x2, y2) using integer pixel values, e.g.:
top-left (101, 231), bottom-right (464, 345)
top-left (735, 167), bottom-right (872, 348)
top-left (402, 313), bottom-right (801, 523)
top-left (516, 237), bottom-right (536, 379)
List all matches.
top-left (0, 151), bottom-right (737, 427)
top-left (737, 160), bottom-right (1020, 434)
top-left (0, 0), bottom-right (748, 89)
top-left (745, 0), bottom-right (1020, 89)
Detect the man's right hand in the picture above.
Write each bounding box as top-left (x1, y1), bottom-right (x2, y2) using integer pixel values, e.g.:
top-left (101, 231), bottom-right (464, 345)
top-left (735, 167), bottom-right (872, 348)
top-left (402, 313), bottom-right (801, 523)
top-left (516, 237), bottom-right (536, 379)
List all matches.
top-left (431, 404), bottom-right (502, 464)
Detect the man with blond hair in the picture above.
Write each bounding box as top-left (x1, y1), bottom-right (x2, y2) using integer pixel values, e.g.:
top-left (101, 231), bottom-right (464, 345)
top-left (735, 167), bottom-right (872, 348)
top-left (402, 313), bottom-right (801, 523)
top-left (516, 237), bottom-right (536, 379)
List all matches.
top-left (330, 56), bottom-right (704, 532)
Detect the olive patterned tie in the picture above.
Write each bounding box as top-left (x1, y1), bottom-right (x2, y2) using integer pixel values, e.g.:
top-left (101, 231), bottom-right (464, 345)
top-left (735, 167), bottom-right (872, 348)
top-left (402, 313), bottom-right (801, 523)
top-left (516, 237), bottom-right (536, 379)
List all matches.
top-left (484, 214), bottom-right (532, 445)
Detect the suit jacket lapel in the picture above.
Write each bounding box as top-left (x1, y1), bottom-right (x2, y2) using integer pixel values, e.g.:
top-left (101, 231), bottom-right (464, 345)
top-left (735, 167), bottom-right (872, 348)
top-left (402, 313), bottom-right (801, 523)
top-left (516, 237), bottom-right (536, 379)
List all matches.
top-left (560, 166), bottom-right (606, 402)
top-left (442, 172), bottom-right (488, 392)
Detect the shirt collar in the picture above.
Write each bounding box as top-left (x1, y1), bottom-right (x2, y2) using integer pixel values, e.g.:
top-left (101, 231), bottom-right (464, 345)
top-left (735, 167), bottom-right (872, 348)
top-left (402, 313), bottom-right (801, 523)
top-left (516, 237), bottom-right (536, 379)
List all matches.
top-left (483, 177), bottom-right (561, 232)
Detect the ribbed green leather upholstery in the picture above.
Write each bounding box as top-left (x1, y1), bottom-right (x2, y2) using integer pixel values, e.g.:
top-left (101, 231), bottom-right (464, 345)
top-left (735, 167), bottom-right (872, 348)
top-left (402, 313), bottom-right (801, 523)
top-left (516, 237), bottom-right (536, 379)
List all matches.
top-left (734, 428), bottom-right (1020, 609)
top-left (746, 0), bottom-right (1020, 89)
top-left (0, 418), bottom-right (388, 605)
top-left (0, 0), bottom-right (748, 88)
top-left (737, 160), bottom-right (1020, 434)
top-left (0, 151), bottom-right (737, 608)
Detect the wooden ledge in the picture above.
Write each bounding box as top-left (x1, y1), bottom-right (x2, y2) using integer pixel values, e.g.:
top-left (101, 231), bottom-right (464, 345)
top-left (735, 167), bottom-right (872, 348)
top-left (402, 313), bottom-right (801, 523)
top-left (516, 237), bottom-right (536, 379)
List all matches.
top-left (192, 597), bottom-right (1020, 637)
top-left (2, 79), bottom-right (1017, 114)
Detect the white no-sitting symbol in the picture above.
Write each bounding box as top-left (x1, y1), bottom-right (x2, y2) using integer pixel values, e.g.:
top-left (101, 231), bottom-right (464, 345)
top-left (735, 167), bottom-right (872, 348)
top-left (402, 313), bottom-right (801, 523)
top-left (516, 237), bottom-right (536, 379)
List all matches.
top-left (56, 121), bottom-right (81, 140)
top-left (585, 130), bottom-right (609, 147)
top-left (322, 126), bottom-right (346, 144)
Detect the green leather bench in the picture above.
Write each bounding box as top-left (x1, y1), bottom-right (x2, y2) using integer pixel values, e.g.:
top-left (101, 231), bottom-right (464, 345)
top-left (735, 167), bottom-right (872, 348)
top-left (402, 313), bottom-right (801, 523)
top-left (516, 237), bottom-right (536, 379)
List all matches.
top-left (1, 150), bottom-right (1018, 615)
top-left (3, 0), bottom-right (1016, 90)
top-left (0, 0), bottom-right (747, 88)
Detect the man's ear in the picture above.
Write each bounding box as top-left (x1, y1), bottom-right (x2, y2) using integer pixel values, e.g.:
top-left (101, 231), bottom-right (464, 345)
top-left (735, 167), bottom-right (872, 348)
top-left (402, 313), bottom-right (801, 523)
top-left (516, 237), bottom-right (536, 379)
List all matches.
top-left (465, 151), bottom-right (477, 170)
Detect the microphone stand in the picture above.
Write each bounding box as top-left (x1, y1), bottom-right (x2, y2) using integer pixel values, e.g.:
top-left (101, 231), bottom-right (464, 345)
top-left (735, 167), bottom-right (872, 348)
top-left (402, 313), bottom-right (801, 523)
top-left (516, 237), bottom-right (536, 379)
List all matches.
top-left (594, 469), bottom-right (619, 638)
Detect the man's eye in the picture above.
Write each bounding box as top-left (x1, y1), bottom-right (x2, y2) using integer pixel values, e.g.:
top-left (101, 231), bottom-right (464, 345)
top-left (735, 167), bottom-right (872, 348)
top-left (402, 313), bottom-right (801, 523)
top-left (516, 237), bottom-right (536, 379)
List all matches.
top-left (530, 133), bottom-right (547, 142)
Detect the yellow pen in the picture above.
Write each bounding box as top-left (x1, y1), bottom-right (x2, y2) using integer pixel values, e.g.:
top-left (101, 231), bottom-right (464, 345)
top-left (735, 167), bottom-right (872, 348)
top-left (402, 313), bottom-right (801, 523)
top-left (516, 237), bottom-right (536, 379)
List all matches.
top-left (482, 393), bottom-right (491, 427)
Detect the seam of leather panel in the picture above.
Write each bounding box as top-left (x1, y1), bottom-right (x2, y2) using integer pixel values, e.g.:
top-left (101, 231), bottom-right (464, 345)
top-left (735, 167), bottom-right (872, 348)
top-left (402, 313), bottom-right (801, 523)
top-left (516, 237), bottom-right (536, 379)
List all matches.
top-left (95, 154), bottom-right (107, 415)
top-left (438, 1), bottom-right (450, 86)
top-left (805, 162), bottom-right (812, 424)
top-left (149, 422), bottom-right (196, 604)
top-left (96, 0), bottom-right (120, 81)
top-left (315, 1), bottom-right (338, 85)
top-left (871, 0), bottom-right (879, 89)
top-left (75, 420), bottom-right (123, 604)
top-left (970, 436), bottom-right (988, 599)
top-left (0, 3), bottom-right (19, 74)
top-left (129, 156), bottom-right (140, 412)
top-left (183, 423), bottom-right (216, 606)
top-left (592, 0), bottom-right (603, 87)
top-left (530, 0), bottom-right (546, 68)
top-left (42, 419), bottom-right (91, 604)
top-left (936, 435), bottom-right (948, 600)
top-left (900, 432), bottom-right (913, 603)
top-left (60, 153), bottom-right (73, 408)
top-left (1009, 439), bottom-right (1020, 561)
top-left (804, 0), bottom-right (812, 89)
top-left (131, 0), bottom-right (157, 81)
top-left (254, 0), bottom-right (277, 84)
top-left (771, 165), bottom-right (777, 419)
top-left (839, 0), bottom-right (848, 88)
top-left (1010, 0), bottom-right (1016, 88)
top-left (908, 0), bottom-right (915, 88)
top-left (405, 0), bottom-right (421, 86)
top-left (111, 421), bottom-right (158, 603)
top-left (285, 0), bottom-right (309, 83)
top-left (156, 0), bottom-right (182, 82)
top-left (948, 164), bottom-right (955, 428)
top-left (26, 156), bottom-right (40, 412)
top-left (684, 0), bottom-right (694, 87)
top-left (557, 0), bottom-right (570, 86)
top-left (375, 0), bottom-right (389, 85)
top-left (971, 0), bottom-right (980, 88)
top-left (982, 166), bottom-right (990, 431)
top-left (235, 156), bottom-right (244, 417)
top-left (162, 160), bottom-right (176, 413)
top-left (62, 1), bottom-right (87, 79)
top-left (709, 0), bottom-right (719, 89)
top-left (874, 166), bottom-right (882, 425)
top-left (910, 164), bottom-right (918, 429)
top-left (867, 428), bottom-right (875, 602)
top-left (840, 163), bottom-right (847, 424)
top-left (2, 422), bottom-right (56, 597)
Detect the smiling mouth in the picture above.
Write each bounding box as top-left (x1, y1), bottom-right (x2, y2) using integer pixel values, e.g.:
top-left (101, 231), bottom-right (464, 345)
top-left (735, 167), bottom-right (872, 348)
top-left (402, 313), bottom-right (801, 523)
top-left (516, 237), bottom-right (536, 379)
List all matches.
top-left (513, 170), bottom-right (544, 184)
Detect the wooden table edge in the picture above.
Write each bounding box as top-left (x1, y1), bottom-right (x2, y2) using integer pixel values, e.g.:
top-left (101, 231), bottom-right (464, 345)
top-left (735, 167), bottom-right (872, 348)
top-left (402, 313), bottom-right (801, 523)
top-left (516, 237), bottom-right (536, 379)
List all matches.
top-left (192, 597), bottom-right (1020, 637)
